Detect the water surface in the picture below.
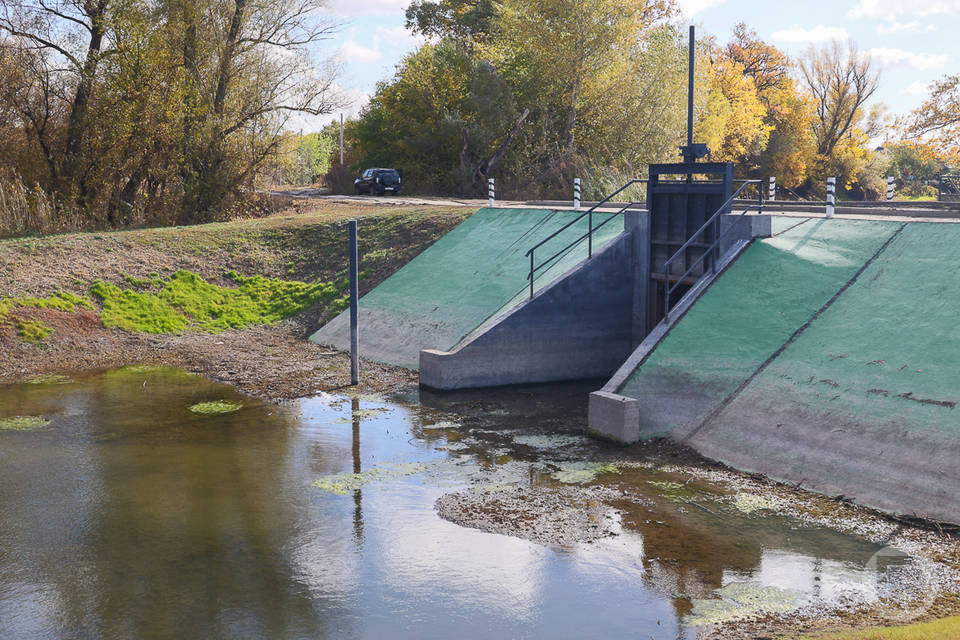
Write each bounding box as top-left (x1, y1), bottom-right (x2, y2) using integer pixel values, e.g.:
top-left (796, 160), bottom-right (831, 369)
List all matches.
top-left (0, 368), bottom-right (908, 638)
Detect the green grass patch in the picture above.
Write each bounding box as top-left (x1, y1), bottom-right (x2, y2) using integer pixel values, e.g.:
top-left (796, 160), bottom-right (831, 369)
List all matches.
top-left (794, 616), bottom-right (960, 639)
top-left (189, 401), bottom-right (243, 415)
top-left (16, 318), bottom-right (53, 342)
top-left (16, 291), bottom-right (93, 312)
top-left (91, 269), bottom-right (344, 334)
top-left (0, 416), bottom-right (50, 431)
top-left (91, 280), bottom-right (190, 333)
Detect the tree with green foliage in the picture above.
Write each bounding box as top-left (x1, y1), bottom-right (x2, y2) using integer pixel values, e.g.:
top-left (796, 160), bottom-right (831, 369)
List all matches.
top-left (902, 74), bottom-right (960, 162)
top-left (0, 0), bottom-right (343, 230)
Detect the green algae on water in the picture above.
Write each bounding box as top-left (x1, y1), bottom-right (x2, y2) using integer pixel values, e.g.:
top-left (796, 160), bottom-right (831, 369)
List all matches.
top-left (0, 416), bottom-right (50, 431)
top-left (421, 420), bottom-right (461, 431)
top-left (24, 374), bottom-right (73, 385)
top-left (333, 408), bottom-right (390, 424)
top-left (512, 434), bottom-right (588, 449)
top-left (189, 401), bottom-right (243, 415)
top-left (550, 462), bottom-right (621, 484)
top-left (312, 462), bottom-right (428, 495)
top-left (685, 582), bottom-right (798, 626)
top-left (646, 480), bottom-right (685, 492)
top-left (732, 492), bottom-right (783, 514)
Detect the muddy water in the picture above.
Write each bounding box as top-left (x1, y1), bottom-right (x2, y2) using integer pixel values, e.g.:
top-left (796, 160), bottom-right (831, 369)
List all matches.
top-left (0, 368), bottom-right (909, 639)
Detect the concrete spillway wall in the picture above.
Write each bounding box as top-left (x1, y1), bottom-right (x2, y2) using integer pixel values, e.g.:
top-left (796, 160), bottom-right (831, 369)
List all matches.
top-left (310, 207), bottom-right (623, 369)
top-left (420, 231), bottom-right (636, 388)
top-left (591, 218), bottom-right (960, 524)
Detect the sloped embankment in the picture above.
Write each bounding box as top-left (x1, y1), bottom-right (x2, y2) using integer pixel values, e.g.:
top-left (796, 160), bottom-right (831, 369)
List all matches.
top-left (0, 204), bottom-right (470, 397)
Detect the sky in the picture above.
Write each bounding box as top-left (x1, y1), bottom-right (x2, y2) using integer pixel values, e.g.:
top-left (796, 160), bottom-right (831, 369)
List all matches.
top-left (309, 0), bottom-right (959, 130)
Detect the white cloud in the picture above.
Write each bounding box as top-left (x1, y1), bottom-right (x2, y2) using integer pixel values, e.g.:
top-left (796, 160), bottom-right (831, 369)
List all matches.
top-left (876, 20), bottom-right (936, 34)
top-left (849, 0), bottom-right (960, 20)
top-left (901, 80), bottom-right (932, 95)
top-left (373, 25), bottom-right (427, 50)
top-left (673, 0), bottom-right (726, 17)
top-left (867, 47), bottom-right (949, 70)
top-left (771, 25), bottom-right (850, 43)
top-left (337, 40), bottom-right (382, 63)
top-left (326, 0), bottom-right (408, 17)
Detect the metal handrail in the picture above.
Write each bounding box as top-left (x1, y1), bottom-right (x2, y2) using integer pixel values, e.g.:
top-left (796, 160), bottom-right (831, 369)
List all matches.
top-left (778, 185), bottom-right (808, 201)
top-left (662, 180), bottom-right (763, 319)
top-left (525, 179), bottom-right (647, 298)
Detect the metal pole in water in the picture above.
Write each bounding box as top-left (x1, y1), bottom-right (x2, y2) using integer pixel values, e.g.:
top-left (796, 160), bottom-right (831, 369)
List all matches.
top-left (887, 176), bottom-right (895, 201)
top-left (826, 177), bottom-right (836, 218)
top-left (769, 176), bottom-right (776, 202)
top-left (574, 178), bottom-right (581, 211)
top-left (488, 178), bottom-right (495, 207)
top-left (349, 220), bottom-right (359, 385)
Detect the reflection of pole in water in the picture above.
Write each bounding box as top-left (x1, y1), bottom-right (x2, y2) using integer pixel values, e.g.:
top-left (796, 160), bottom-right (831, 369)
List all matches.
top-left (352, 397), bottom-right (363, 544)
top-left (812, 557), bottom-right (822, 600)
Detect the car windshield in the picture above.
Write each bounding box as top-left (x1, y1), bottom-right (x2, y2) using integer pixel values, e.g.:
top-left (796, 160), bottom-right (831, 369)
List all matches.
top-left (363, 170), bottom-right (374, 178)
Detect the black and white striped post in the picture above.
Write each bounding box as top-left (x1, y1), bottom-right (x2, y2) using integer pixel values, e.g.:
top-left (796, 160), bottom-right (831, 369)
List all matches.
top-left (488, 178), bottom-right (495, 207)
top-left (826, 177), bottom-right (836, 218)
top-left (574, 178), bottom-right (582, 210)
top-left (887, 176), bottom-right (895, 201)
top-left (768, 176), bottom-right (776, 201)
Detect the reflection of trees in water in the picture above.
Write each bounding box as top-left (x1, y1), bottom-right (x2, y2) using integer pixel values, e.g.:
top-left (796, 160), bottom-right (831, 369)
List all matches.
top-left (615, 484), bottom-right (883, 621)
top-left (6, 369), bottom-right (347, 639)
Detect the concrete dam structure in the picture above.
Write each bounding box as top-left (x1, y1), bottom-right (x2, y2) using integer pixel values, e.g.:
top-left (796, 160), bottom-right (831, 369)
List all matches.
top-left (591, 217), bottom-right (960, 525)
top-left (311, 203), bottom-right (960, 525)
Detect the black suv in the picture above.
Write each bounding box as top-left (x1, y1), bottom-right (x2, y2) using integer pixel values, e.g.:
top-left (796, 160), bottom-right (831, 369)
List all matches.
top-left (354, 168), bottom-right (401, 195)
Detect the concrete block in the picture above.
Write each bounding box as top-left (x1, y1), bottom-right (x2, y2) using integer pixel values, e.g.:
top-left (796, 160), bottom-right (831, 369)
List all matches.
top-left (751, 214), bottom-right (772, 238)
top-left (419, 349), bottom-right (453, 389)
top-left (588, 391), bottom-right (640, 443)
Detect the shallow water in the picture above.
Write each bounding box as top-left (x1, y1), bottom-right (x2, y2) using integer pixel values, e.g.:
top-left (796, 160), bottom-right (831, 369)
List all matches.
top-left (0, 368), bottom-right (909, 639)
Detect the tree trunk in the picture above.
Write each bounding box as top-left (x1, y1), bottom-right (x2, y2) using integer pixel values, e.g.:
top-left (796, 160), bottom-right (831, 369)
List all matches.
top-left (61, 2), bottom-right (107, 192)
top-left (475, 108), bottom-right (530, 181)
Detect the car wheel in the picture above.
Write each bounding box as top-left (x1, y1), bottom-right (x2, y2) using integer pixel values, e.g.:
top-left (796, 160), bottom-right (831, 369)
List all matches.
top-left (377, 185), bottom-right (385, 196)
top-left (354, 186), bottom-right (362, 195)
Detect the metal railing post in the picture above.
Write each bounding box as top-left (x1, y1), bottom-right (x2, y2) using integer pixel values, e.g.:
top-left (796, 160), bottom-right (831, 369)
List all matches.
top-left (664, 265), bottom-right (670, 320)
top-left (588, 209), bottom-right (593, 257)
top-left (529, 251), bottom-right (535, 299)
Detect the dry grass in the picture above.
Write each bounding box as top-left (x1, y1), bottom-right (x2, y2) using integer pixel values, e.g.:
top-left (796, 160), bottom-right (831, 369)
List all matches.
top-left (792, 616), bottom-right (960, 640)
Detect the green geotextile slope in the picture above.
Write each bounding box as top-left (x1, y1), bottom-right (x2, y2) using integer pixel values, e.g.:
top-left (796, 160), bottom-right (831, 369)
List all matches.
top-left (619, 218), bottom-right (960, 521)
top-left (618, 218), bottom-right (903, 435)
top-left (311, 207), bottom-right (621, 368)
top-left (731, 223), bottom-right (960, 434)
